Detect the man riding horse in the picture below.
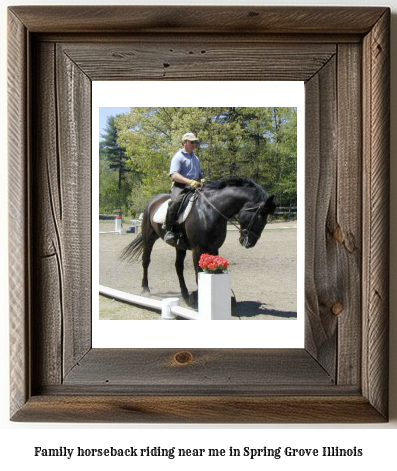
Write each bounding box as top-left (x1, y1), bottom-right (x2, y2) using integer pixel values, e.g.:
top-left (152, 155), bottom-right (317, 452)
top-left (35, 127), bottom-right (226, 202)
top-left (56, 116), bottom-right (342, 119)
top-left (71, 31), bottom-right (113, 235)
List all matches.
top-left (122, 132), bottom-right (276, 305)
top-left (164, 132), bottom-right (205, 246)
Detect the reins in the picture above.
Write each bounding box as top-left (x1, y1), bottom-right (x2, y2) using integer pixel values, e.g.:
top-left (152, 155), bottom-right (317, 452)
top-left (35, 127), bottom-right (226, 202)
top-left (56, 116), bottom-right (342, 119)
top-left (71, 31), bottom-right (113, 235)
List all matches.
top-left (196, 188), bottom-right (264, 239)
top-left (196, 188), bottom-right (240, 231)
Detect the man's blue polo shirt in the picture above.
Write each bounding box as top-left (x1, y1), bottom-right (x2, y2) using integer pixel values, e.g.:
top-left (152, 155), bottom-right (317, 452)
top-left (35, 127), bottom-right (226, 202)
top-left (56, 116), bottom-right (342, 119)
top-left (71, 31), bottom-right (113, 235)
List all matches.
top-left (169, 149), bottom-right (202, 180)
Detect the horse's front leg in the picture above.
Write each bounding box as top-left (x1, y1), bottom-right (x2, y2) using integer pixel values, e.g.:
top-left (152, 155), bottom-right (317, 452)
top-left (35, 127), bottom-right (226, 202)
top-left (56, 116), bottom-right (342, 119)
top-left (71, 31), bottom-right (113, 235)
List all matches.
top-left (175, 248), bottom-right (189, 303)
top-left (192, 247), bottom-right (219, 281)
top-left (192, 247), bottom-right (202, 285)
top-left (188, 247), bottom-right (206, 308)
top-left (190, 247), bottom-right (221, 307)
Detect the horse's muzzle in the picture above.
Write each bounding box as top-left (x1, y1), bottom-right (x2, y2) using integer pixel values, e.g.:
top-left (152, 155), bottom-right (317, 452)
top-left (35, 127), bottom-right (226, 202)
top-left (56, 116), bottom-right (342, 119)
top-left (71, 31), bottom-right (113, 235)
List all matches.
top-left (239, 229), bottom-right (260, 248)
top-left (239, 234), bottom-right (255, 248)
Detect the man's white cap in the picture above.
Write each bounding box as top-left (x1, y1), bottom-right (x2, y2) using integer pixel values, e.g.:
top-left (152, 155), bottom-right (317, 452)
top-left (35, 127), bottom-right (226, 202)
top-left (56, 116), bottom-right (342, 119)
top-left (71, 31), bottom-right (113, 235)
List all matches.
top-left (182, 132), bottom-right (199, 142)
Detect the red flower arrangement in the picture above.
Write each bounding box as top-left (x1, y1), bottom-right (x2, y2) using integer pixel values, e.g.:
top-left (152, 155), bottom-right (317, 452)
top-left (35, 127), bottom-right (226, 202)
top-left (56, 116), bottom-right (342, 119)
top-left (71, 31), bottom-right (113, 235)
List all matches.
top-left (199, 253), bottom-right (230, 273)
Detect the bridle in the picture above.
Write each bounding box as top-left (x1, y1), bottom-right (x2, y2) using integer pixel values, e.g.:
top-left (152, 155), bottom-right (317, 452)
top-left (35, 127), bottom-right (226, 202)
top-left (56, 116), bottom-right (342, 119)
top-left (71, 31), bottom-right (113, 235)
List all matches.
top-left (196, 188), bottom-right (265, 241)
top-left (239, 204), bottom-right (264, 241)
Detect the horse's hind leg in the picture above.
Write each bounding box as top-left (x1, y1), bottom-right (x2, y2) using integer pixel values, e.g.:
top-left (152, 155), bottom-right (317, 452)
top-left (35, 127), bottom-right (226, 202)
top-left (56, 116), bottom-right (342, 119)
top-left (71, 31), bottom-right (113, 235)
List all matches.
top-left (175, 248), bottom-right (189, 303)
top-left (141, 232), bottom-right (157, 294)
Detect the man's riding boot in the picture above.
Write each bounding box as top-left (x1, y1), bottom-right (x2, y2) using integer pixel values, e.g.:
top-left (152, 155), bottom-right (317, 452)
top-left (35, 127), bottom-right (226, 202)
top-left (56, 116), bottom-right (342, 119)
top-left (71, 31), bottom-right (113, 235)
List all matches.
top-left (164, 201), bottom-right (179, 246)
top-left (164, 231), bottom-right (176, 245)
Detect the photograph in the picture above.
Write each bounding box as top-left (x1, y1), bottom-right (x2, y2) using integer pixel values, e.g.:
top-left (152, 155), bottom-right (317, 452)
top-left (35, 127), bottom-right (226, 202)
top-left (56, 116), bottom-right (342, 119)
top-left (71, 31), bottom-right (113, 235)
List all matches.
top-left (92, 82), bottom-right (305, 348)
top-left (98, 106), bottom-right (297, 321)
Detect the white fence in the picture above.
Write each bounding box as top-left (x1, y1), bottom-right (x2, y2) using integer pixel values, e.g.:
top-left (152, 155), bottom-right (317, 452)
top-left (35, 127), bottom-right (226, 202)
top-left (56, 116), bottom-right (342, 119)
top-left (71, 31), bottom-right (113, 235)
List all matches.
top-left (99, 216), bottom-right (142, 235)
top-left (99, 215), bottom-right (123, 234)
top-left (99, 272), bottom-right (231, 320)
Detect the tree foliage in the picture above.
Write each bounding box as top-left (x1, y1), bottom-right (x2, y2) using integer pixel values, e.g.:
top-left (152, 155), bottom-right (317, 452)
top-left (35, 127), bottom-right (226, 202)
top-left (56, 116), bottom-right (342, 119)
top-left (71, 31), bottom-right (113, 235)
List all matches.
top-left (99, 107), bottom-right (298, 216)
top-left (99, 115), bottom-right (140, 214)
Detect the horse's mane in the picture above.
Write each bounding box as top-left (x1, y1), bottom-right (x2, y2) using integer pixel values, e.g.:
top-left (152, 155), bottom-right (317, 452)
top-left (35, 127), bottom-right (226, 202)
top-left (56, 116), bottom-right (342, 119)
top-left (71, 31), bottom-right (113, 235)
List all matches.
top-left (203, 177), bottom-right (268, 198)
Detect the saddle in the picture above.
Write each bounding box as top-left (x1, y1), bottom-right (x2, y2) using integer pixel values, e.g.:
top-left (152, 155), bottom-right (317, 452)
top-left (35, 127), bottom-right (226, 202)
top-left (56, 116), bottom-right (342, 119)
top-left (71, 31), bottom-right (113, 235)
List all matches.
top-left (152, 191), bottom-right (198, 226)
top-left (153, 191), bottom-right (198, 250)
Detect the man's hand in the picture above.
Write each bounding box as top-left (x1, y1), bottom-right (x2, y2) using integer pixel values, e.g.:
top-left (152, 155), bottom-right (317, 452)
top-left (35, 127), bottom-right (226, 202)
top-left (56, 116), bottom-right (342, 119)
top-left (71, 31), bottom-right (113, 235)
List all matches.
top-left (189, 179), bottom-right (201, 189)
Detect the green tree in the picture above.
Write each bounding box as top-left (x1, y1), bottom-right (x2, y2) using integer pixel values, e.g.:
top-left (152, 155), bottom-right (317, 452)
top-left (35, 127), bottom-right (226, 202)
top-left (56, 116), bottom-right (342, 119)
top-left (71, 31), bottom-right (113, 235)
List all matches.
top-left (99, 115), bottom-right (138, 215)
top-left (100, 115), bottom-right (130, 190)
top-left (265, 107), bottom-right (297, 208)
top-left (115, 107), bottom-right (297, 211)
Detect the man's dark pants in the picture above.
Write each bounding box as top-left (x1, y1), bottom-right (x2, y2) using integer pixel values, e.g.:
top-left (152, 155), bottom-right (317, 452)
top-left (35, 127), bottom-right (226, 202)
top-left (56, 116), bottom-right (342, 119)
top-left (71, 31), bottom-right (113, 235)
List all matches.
top-left (165, 183), bottom-right (190, 232)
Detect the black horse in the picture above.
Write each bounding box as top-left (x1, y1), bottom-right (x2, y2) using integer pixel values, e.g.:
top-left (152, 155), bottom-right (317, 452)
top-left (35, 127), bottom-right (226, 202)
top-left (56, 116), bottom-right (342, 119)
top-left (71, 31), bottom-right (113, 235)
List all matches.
top-left (121, 178), bottom-right (276, 305)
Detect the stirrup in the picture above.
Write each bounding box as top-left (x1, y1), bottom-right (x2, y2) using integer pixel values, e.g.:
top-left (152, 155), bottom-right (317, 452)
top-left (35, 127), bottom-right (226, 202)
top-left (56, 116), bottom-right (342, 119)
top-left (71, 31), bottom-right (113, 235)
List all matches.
top-left (164, 231), bottom-right (176, 244)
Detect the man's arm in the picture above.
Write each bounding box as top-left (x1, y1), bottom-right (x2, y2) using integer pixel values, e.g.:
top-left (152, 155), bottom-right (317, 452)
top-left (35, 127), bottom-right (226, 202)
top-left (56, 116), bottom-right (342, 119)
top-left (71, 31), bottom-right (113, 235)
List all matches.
top-left (171, 172), bottom-right (201, 188)
top-left (170, 172), bottom-right (192, 185)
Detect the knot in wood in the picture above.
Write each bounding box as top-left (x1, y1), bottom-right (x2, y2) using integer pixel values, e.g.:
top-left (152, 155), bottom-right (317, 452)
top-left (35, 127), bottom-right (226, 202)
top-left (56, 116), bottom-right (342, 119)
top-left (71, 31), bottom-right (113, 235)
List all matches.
top-left (174, 351), bottom-right (194, 365)
top-left (333, 225), bottom-right (344, 244)
top-left (331, 302), bottom-right (344, 316)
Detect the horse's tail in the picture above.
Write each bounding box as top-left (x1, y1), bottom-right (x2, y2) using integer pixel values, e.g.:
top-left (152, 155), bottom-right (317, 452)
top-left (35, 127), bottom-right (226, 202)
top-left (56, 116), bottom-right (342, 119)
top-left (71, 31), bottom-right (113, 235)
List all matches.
top-left (120, 204), bottom-right (151, 262)
top-left (120, 233), bottom-right (144, 262)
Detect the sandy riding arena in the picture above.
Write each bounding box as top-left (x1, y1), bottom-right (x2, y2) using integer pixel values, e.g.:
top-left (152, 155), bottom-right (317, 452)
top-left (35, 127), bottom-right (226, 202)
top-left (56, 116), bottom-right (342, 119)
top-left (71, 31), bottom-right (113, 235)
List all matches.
top-left (98, 220), bottom-right (297, 321)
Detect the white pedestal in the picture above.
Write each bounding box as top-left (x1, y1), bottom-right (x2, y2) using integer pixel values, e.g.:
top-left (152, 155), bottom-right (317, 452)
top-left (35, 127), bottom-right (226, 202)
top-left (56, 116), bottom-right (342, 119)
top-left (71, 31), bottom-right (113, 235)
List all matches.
top-left (115, 215), bottom-right (122, 234)
top-left (198, 272), bottom-right (231, 320)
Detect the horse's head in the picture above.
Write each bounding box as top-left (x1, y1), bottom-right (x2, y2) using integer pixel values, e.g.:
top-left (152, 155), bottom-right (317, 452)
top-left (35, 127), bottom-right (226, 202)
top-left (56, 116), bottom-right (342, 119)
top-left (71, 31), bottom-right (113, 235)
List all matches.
top-left (238, 195), bottom-right (276, 248)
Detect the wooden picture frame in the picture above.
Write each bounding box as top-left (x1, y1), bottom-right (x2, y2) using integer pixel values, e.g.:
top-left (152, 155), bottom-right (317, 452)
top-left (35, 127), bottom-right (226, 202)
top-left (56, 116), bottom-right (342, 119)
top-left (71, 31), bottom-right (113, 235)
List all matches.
top-left (8, 6), bottom-right (390, 423)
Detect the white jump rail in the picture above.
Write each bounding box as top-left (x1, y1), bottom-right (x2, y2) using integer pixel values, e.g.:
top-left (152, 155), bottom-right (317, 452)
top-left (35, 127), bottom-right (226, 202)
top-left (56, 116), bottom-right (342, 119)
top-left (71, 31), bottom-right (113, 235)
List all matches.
top-left (99, 272), bottom-right (231, 320)
top-left (99, 285), bottom-right (201, 320)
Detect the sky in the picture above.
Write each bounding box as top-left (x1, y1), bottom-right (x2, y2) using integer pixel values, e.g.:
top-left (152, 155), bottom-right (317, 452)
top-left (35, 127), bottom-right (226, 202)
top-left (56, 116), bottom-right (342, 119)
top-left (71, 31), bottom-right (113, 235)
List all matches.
top-left (99, 107), bottom-right (130, 140)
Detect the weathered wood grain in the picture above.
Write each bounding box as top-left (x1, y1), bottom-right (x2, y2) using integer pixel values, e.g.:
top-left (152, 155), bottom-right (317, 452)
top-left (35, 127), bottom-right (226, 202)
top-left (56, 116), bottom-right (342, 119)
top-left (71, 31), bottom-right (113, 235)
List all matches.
top-left (34, 33), bottom-right (363, 45)
top-left (304, 43), bottom-right (363, 385)
top-left (362, 9), bottom-right (390, 419)
top-left (31, 42), bottom-right (92, 387)
top-left (11, 396), bottom-right (385, 424)
top-left (335, 44), bottom-right (362, 386)
top-left (55, 45), bottom-right (92, 377)
top-left (8, 9), bottom-right (30, 419)
top-left (9, 6), bottom-right (387, 34)
top-left (8, 6), bottom-right (390, 423)
top-left (62, 349), bottom-right (333, 390)
top-left (32, 42), bottom-right (63, 388)
top-left (304, 56), bottom-right (338, 377)
top-left (60, 42), bottom-right (335, 82)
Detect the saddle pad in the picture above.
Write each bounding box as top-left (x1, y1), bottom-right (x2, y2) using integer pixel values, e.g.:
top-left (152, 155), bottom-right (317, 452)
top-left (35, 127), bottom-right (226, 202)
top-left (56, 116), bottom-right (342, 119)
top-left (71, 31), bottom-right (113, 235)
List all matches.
top-left (152, 196), bottom-right (195, 225)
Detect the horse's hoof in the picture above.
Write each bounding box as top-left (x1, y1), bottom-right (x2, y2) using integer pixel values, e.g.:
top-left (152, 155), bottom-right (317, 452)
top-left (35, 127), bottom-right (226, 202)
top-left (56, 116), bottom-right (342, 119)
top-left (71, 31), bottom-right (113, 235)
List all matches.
top-left (187, 290), bottom-right (198, 309)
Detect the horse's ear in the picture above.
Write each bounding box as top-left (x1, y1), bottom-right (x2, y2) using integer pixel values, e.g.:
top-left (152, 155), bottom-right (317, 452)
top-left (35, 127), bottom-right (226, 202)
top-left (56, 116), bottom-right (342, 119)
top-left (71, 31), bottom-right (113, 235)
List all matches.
top-left (265, 195), bottom-right (276, 214)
